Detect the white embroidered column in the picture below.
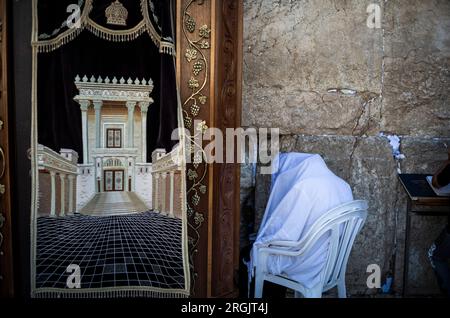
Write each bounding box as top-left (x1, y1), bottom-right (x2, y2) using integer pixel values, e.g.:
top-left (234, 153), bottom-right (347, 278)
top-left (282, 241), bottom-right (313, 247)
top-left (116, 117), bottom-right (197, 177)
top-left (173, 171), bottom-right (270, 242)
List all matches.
top-left (50, 171), bottom-right (56, 217)
top-left (79, 100), bottom-right (90, 164)
top-left (154, 173), bottom-right (159, 211)
top-left (68, 175), bottom-right (75, 215)
top-left (96, 157), bottom-right (103, 192)
top-left (132, 158), bottom-right (136, 192)
top-left (93, 100), bottom-right (103, 149)
top-left (126, 175), bottom-right (130, 192)
top-left (126, 101), bottom-right (136, 148)
top-left (140, 102), bottom-right (150, 163)
top-left (169, 171), bottom-right (175, 217)
top-left (59, 174), bottom-right (66, 217)
top-left (161, 172), bottom-right (167, 214)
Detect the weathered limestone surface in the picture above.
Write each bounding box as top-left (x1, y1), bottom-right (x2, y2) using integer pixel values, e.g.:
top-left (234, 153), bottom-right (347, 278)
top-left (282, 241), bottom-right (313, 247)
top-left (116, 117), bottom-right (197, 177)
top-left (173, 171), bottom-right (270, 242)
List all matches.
top-left (243, 0), bottom-right (384, 135)
top-left (243, 0), bottom-right (450, 296)
top-left (383, 1), bottom-right (450, 137)
top-left (243, 0), bottom-right (450, 137)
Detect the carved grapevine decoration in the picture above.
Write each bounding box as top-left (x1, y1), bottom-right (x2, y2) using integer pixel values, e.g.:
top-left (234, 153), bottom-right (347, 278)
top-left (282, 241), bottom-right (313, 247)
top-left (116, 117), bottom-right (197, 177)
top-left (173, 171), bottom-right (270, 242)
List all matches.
top-left (182, 0), bottom-right (211, 295)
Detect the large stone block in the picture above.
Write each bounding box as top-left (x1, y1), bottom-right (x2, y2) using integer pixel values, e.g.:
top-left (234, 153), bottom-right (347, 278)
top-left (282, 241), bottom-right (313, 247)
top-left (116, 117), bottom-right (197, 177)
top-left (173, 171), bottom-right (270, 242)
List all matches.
top-left (243, 87), bottom-right (382, 136)
top-left (401, 137), bottom-right (450, 173)
top-left (243, 0), bottom-right (384, 135)
top-left (382, 0), bottom-right (450, 137)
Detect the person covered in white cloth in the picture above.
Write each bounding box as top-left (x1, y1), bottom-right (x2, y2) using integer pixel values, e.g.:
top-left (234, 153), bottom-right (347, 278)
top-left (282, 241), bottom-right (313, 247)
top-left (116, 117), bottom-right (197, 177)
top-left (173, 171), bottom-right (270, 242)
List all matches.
top-left (247, 153), bottom-right (353, 296)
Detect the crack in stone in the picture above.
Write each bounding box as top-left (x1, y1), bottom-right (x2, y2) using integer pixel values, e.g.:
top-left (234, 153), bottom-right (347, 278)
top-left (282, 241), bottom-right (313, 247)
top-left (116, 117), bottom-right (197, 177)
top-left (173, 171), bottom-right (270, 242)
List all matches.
top-left (347, 137), bottom-right (360, 181)
top-left (351, 92), bottom-right (380, 137)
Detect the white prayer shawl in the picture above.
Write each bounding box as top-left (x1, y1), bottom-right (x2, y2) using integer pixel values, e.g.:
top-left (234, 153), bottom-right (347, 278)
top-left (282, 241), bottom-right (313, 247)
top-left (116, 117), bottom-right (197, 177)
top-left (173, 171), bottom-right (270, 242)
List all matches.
top-left (249, 153), bottom-right (353, 290)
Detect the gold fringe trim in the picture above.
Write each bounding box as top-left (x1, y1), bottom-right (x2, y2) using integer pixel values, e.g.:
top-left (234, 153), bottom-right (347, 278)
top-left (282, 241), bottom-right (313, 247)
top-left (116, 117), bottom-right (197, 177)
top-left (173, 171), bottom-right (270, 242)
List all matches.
top-left (33, 0), bottom-right (175, 55)
top-left (33, 288), bottom-right (189, 299)
top-left (33, 0), bottom-right (93, 52)
top-left (86, 19), bottom-right (147, 42)
top-left (34, 26), bottom-right (85, 53)
top-left (160, 40), bottom-right (176, 56)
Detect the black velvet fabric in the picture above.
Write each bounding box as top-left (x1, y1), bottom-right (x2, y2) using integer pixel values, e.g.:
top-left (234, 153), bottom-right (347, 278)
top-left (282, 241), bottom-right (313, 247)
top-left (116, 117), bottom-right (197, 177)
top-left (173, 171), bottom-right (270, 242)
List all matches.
top-left (37, 0), bottom-right (178, 162)
top-left (37, 0), bottom-right (82, 37)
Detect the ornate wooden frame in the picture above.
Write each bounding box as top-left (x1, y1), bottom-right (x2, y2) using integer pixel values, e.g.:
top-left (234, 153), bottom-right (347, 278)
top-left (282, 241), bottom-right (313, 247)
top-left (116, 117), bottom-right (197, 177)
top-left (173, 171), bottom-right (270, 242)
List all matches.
top-left (0, 0), bottom-right (14, 298)
top-left (177, 0), bottom-right (242, 297)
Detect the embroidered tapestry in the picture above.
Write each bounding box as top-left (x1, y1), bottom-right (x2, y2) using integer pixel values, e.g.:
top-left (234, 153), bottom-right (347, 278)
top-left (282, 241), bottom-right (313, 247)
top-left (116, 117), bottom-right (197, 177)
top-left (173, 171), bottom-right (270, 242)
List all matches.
top-left (30, 0), bottom-right (190, 298)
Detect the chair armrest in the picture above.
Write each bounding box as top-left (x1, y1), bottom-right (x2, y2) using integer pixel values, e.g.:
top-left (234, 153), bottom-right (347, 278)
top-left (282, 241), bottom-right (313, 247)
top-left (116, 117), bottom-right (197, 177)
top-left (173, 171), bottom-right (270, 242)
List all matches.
top-left (258, 246), bottom-right (306, 257)
top-left (267, 240), bottom-right (300, 248)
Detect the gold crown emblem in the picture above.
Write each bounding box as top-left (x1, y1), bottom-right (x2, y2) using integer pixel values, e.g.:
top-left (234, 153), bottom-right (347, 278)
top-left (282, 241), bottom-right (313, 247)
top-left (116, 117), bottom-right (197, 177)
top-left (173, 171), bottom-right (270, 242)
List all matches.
top-left (105, 0), bottom-right (128, 26)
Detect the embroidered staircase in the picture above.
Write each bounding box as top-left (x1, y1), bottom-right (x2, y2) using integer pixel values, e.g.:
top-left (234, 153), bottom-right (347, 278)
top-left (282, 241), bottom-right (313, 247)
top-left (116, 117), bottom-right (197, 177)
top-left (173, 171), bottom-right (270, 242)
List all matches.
top-left (80, 192), bottom-right (149, 216)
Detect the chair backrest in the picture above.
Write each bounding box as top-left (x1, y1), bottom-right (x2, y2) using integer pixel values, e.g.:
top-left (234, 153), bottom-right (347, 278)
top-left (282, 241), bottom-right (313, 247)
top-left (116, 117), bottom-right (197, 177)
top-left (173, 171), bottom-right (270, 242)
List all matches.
top-left (298, 200), bottom-right (368, 291)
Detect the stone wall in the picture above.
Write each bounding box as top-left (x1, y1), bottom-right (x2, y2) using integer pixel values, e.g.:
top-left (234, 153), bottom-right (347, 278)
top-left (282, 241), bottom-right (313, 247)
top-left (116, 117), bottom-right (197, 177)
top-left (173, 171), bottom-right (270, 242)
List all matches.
top-left (242, 0), bottom-right (450, 296)
top-left (76, 165), bottom-right (96, 211)
top-left (135, 164), bottom-right (153, 208)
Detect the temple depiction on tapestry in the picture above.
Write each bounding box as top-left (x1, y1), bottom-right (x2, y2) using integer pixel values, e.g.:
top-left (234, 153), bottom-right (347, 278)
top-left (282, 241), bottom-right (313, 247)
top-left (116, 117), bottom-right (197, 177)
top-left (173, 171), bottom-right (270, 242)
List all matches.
top-left (36, 75), bottom-right (184, 218)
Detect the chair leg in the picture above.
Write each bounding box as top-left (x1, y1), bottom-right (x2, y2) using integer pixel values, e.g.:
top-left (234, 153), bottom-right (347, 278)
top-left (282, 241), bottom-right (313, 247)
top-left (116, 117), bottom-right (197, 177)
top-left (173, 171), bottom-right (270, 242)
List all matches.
top-left (338, 278), bottom-right (347, 298)
top-left (294, 291), bottom-right (303, 298)
top-left (255, 273), bottom-right (264, 298)
top-left (305, 288), bottom-right (322, 298)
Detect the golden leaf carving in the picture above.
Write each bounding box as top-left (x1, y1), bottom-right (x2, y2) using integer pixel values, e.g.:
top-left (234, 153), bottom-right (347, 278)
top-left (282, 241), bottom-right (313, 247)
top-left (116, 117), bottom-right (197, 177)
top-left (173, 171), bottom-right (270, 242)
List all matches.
top-left (196, 121), bottom-right (208, 133)
top-left (194, 211), bottom-right (204, 224)
top-left (185, 48), bottom-right (197, 62)
top-left (200, 40), bottom-right (210, 49)
top-left (199, 25), bottom-right (211, 39)
top-left (198, 95), bottom-right (207, 105)
top-left (188, 77), bottom-right (200, 89)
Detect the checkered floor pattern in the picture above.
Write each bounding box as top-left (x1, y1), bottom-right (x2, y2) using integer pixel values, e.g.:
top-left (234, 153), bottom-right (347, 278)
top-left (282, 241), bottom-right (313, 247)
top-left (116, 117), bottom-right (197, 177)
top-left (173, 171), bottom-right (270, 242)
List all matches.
top-left (36, 211), bottom-right (185, 290)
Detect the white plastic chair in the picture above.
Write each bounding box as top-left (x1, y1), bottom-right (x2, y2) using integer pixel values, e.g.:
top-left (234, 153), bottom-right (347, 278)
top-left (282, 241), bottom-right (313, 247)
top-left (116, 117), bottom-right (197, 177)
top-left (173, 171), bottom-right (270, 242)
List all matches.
top-left (254, 200), bottom-right (368, 298)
